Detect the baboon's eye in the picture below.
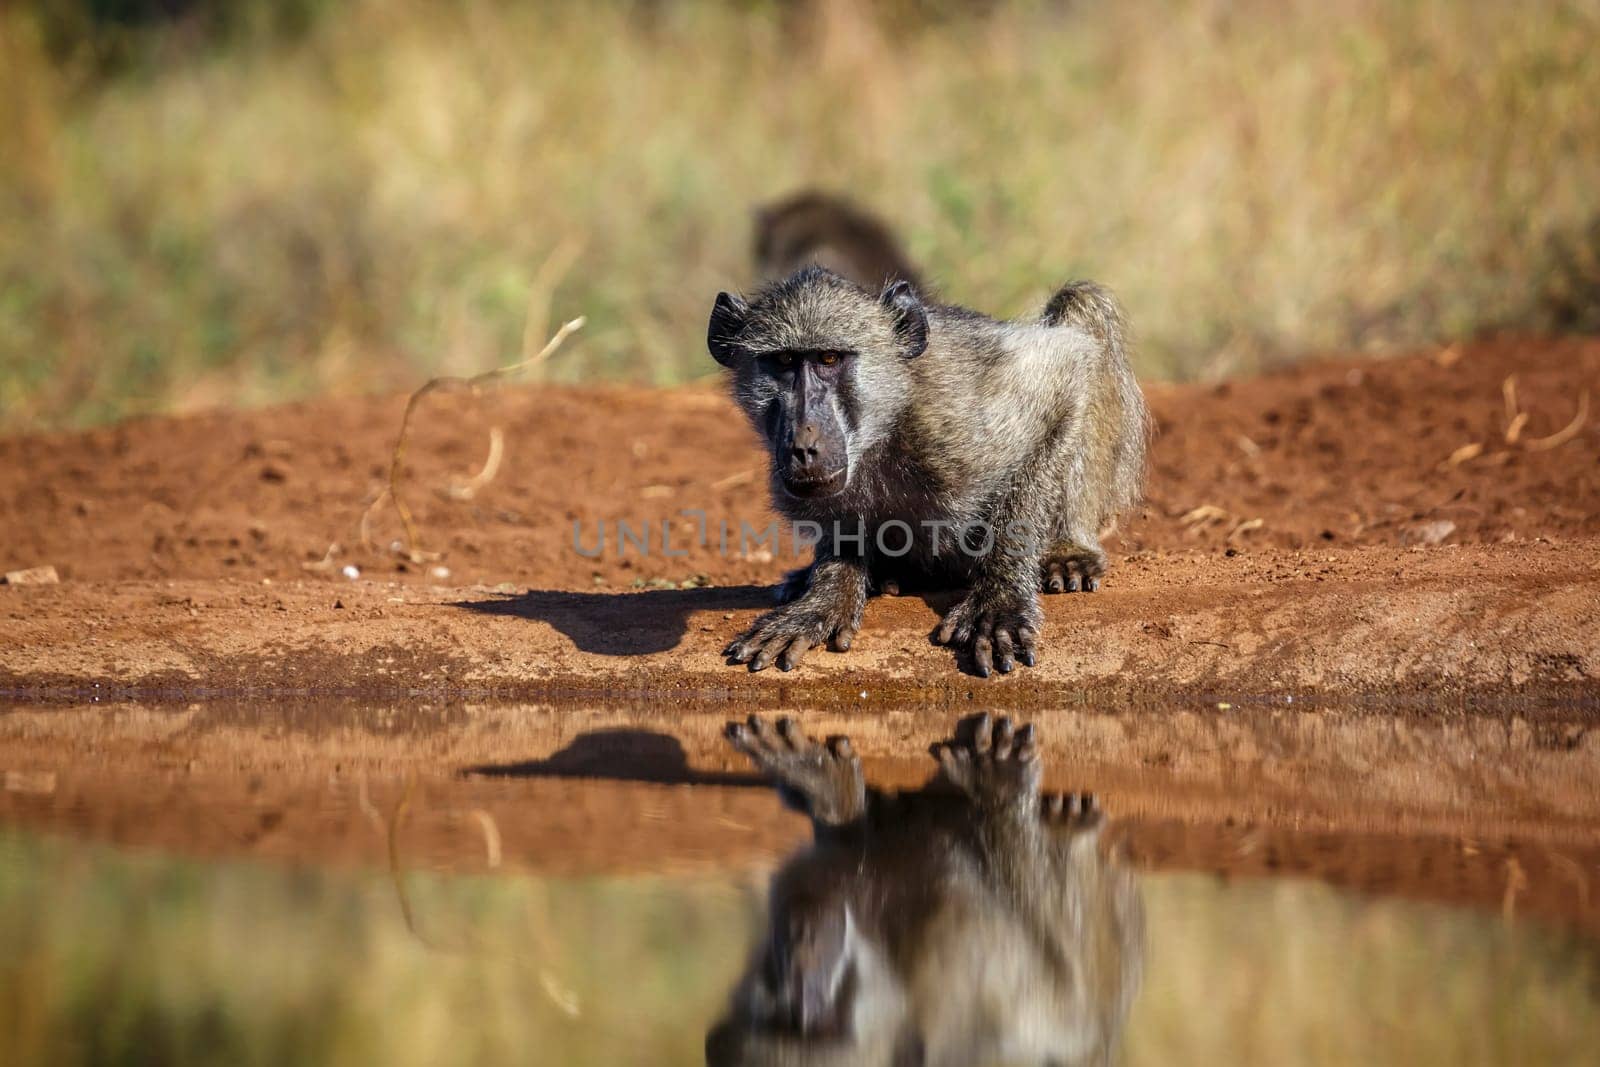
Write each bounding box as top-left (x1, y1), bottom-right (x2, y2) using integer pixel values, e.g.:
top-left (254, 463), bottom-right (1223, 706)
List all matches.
top-left (774, 352), bottom-right (794, 368)
top-left (817, 351), bottom-right (840, 367)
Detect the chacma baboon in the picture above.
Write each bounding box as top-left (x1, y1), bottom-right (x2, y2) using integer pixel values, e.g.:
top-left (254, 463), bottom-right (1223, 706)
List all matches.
top-left (708, 712), bottom-right (1145, 1067)
top-left (754, 191), bottom-right (925, 294)
top-left (707, 268), bottom-right (1148, 676)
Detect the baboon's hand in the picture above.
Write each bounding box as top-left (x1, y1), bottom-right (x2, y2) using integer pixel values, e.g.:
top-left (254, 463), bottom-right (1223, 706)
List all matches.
top-left (936, 713), bottom-right (1042, 807)
top-left (932, 585), bottom-right (1042, 677)
top-left (724, 598), bottom-right (859, 672)
top-left (726, 715), bottom-right (867, 826)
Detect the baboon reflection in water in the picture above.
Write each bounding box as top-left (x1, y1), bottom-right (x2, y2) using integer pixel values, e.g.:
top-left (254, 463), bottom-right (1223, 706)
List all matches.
top-left (708, 713), bottom-right (1144, 1067)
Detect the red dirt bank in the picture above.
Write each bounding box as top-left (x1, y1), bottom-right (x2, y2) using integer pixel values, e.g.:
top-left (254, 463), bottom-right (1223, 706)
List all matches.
top-left (2, 336), bottom-right (1598, 700)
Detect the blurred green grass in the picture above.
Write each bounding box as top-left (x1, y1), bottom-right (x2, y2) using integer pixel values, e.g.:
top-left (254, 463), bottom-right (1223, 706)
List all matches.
top-left (2, 0), bottom-right (1598, 430)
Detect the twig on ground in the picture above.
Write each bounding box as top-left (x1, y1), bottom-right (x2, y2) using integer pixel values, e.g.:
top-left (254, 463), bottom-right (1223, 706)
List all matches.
top-left (1226, 517), bottom-right (1264, 544)
top-left (301, 542), bottom-right (342, 573)
top-left (1179, 504), bottom-right (1231, 532)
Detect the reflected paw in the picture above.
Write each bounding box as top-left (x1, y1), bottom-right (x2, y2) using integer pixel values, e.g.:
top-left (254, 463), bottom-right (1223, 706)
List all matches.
top-left (726, 715), bottom-right (865, 825)
top-left (1041, 790), bottom-right (1103, 832)
top-left (935, 712), bottom-right (1041, 805)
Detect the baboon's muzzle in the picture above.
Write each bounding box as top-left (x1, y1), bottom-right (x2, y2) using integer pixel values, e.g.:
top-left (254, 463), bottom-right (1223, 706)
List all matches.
top-left (779, 381), bottom-right (849, 498)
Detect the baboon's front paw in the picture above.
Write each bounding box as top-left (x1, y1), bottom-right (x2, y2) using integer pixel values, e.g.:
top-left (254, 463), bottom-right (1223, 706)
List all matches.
top-left (936, 712), bottom-right (1041, 805)
top-left (932, 590), bottom-right (1041, 677)
top-left (724, 602), bottom-right (858, 672)
top-left (1042, 547), bottom-right (1106, 594)
top-left (726, 715), bottom-right (866, 825)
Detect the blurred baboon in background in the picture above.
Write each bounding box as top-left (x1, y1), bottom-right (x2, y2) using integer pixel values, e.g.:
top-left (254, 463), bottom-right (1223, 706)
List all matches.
top-left (753, 191), bottom-right (926, 294)
top-left (708, 713), bottom-right (1144, 1067)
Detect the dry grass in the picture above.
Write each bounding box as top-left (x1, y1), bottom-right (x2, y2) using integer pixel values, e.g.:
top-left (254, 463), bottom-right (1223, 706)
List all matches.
top-left (2, 0), bottom-right (1598, 429)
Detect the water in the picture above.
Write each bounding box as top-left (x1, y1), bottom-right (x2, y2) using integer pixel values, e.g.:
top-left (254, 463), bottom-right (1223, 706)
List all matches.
top-left (1, 829), bottom-right (1595, 1066)
top-left (1, 700), bottom-right (1596, 1065)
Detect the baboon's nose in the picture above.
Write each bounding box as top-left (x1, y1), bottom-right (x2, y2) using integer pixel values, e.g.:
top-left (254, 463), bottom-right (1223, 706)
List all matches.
top-left (789, 423), bottom-right (822, 465)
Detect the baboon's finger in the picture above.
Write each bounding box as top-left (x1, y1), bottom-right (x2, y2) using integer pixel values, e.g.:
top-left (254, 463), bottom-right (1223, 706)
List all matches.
top-left (779, 637), bottom-right (813, 671)
top-left (1066, 572), bottom-right (1082, 592)
top-left (828, 736), bottom-right (855, 760)
top-left (994, 628), bottom-right (1016, 673)
top-left (751, 638), bottom-right (789, 672)
top-left (750, 715), bottom-right (780, 748)
top-left (993, 716), bottom-right (1016, 758)
top-left (972, 712), bottom-right (994, 754)
top-left (1085, 577), bottom-right (1101, 592)
top-left (1016, 722), bottom-right (1038, 761)
top-left (934, 614), bottom-right (958, 644)
top-left (972, 633), bottom-right (994, 678)
top-left (777, 716), bottom-right (806, 750)
top-left (1016, 625), bottom-right (1039, 668)
top-left (831, 626), bottom-right (856, 652)
top-left (1046, 564), bottom-right (1065, 594)
top-left (881, 579), bottom-right (901, 597)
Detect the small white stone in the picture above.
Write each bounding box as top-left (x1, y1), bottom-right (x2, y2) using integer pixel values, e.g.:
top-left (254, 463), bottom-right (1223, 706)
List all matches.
top-left (3, 565), bottom-right (59, 586)
top-left (341, 564), bottom-right (361, 580)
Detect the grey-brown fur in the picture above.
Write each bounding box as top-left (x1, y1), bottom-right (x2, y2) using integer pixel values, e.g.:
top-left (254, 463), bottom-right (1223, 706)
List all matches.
top-left (707, 266), bottom-right (1148, 676)
top-left (754, 190), bottom-right (925, 293)
top-left (708, 713), bottom-right (1145, 1066)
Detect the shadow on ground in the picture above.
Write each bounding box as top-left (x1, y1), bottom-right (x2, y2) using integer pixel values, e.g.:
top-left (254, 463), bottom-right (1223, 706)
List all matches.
top-left (465, 728), bottom-right (763, 787)
top-left (452, 585), bottom-right (774, 656)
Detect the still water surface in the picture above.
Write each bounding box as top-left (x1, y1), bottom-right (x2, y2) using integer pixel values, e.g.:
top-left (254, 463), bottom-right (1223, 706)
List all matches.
top-left (2, 817), bottom-right (1595, 1065)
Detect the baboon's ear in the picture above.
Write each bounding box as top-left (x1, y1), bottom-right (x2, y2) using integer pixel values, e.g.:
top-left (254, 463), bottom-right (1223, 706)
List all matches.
top-left (707, 291), bottom-right (750, 368)
top-left (881, 279), bottom-right (928, 359)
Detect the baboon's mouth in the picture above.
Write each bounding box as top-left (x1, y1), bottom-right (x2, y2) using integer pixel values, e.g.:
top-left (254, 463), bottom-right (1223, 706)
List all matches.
top-left (781, 467), bottom-right (848, 499)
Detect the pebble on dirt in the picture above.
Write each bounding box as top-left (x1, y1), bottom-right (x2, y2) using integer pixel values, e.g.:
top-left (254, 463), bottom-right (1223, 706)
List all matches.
top-left (3, 565), bottom-right (60, 586)
top-left (1400, 519), bottom-right (1457, 547)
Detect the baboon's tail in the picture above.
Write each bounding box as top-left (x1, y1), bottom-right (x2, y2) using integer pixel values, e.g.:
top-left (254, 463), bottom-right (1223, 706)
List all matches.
top-left (1041, 280), bottom-right (1128, 355)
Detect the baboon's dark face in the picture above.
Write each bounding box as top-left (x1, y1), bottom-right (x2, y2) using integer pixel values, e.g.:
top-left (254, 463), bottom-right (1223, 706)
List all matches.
top-left (708, 269), bottom-right (928, 503)
top-left (753, 347), bottom-right (856, 499)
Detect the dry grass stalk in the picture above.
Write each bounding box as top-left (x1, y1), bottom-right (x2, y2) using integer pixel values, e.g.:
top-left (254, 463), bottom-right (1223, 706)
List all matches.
top-left (364, 315), bottom-right (586, 562)
top-left (1522, 390), bottom-right (1590, 452)
top-left (445, 426), bottom-right (505, 501)
top-left (710, 468), bottom-right (756, 491)
top-left (1226, 517), bottom-right (1265, 544)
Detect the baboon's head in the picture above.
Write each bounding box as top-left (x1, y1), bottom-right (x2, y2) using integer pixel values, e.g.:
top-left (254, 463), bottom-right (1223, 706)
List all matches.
top-left (708, 268), bottom-right (928, 501)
